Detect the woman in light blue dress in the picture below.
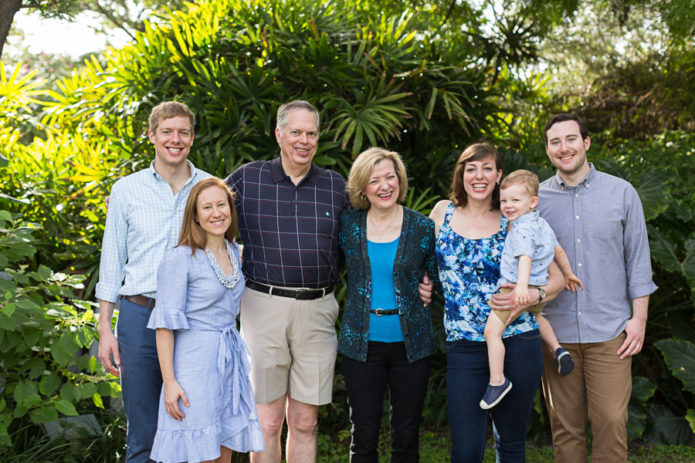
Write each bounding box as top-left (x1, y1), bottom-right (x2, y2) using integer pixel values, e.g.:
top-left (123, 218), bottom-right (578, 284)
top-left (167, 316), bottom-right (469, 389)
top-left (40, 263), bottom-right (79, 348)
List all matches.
top-left (147, 177), bottom-right (264, 463)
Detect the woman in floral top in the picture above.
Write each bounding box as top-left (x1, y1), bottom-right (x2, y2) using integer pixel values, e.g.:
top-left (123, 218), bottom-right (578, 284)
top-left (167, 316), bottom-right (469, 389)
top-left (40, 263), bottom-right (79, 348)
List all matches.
top-left (430, 143), bottom-right (564, 462)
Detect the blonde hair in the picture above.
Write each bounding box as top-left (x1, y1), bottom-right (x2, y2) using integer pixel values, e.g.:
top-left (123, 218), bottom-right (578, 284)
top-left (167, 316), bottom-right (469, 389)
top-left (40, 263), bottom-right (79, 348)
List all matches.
top-left (347, 147), bottom-right (408, 210)
top-left (500, 169), bottom-right (539, 197)
top-left (178, 178), bottom-right (238, 254)
top-left (148, 101), bottom-right (195, 134)
top-left (449, 143), bottom-right (502, 209)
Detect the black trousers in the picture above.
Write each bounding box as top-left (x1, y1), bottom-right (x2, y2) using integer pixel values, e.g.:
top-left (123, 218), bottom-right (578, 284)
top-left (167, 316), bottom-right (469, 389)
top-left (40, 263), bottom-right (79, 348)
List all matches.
top-left (342, 342), bottom-right (431, 463)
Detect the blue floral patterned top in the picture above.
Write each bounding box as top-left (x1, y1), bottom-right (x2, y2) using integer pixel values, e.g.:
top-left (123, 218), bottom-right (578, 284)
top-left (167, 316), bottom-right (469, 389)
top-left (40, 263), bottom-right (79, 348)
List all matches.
top-left (435, 202), bottom-right (539, 342)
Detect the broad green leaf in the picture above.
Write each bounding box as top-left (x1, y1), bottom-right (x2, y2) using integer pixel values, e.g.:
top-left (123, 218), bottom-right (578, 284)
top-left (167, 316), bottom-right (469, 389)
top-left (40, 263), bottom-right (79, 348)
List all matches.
top-left (39, 374), bottom-right (62, 396)
top-left (88, 355), bottom-right (99, 373)
top-left (97, 380), bottom-right (121, 397)
top-left (29, 406), bottom-right (58, 424)
top-left (13, 381), bottom-right (38, 405)
top-left (27, 357), bottom-right (45, 379)
top-left (0, 314), bottom-right (17, 331)
top-left (644, 404), bottom-right (694, 445)
top-left (0, 303), bottom-right (15, 318)
top-left (627, 403), bottom-right (647, 440)
top-left (655, 339), bottom-right (695, 394)
top-left (13, 405), bottom-right (27, 418)
top-left (92, 392), bottom-right (104, 409)
top-left (79, 382), bottom-right (98, 400)
top-left (682, 238), bottom-right (695, 281)
top-left (54, 400), bottom-right (78, 416)
top-left (687, 409), bottom-right (695, 434)
top-left (648, 226), bottom-right (681, 273)
top-left (636, 169), bottom-right (670, 221)
top-left (51, 332), bottom-right (80, 367)
top-left (630, 376), bottom-right (656, 404)
top-left (60, 382), bottom-right (81, 402)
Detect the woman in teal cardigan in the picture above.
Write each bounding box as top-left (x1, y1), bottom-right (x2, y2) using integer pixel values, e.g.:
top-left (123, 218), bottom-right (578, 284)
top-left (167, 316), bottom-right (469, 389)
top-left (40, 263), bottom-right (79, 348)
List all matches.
top-left (337, 147), bottom-right (439, 463)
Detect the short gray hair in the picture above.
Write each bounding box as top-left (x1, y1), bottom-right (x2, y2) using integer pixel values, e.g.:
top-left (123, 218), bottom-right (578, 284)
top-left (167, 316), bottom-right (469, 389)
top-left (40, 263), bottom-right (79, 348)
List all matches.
top-left (276, 100), bottom-right (320, 132)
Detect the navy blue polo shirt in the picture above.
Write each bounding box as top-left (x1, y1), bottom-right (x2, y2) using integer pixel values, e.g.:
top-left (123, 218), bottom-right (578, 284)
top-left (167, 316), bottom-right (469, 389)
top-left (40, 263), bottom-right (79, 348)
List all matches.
top-left (226, 157), bottom-right (349, 288)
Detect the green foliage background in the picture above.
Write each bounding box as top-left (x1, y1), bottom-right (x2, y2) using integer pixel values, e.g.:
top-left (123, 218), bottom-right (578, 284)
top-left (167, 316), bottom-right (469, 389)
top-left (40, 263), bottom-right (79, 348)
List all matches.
top-left (1, 0), bottom-right (694, 458)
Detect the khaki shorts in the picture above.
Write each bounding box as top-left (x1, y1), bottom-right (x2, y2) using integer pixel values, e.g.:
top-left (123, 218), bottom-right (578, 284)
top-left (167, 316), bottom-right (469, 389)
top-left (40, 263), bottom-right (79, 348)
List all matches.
top-left (240, 286), bottom-right (339, 406)
top-left (489, 286), bottom-right (543, 324)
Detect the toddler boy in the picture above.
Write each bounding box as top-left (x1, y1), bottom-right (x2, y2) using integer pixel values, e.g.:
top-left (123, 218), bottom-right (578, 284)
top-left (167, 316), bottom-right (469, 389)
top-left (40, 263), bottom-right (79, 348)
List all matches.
top-left (480, 169), bottom-right (583, 409)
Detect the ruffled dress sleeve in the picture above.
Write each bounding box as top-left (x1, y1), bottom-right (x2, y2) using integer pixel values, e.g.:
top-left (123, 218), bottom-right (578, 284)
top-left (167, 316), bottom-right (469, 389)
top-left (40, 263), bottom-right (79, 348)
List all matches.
top-left (147, 247), bottom-right (191, 330)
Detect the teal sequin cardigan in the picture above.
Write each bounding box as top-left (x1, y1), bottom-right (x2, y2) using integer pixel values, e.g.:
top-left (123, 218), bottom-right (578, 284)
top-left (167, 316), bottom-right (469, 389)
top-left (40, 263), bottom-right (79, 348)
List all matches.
top-left (337, 207), bottom-right (441, 363)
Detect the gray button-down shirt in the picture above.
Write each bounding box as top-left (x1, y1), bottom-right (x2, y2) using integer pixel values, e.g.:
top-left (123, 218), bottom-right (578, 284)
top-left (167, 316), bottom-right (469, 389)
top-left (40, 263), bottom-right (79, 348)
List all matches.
top-left (537, 164), bottom-right (657, 343)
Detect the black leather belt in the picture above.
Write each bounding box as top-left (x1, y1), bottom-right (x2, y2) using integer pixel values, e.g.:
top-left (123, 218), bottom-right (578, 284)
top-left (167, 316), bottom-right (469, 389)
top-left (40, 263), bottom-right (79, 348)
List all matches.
top-left (246, 280), bottom-right (333, 300)
top-left (369, 308), bottom-right (399, 316)
top-left (124, 295), bottom-right (156, 309)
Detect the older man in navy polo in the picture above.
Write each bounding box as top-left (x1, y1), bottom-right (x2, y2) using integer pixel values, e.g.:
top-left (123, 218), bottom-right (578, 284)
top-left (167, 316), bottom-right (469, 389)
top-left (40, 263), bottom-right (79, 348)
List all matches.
top-left (226, 100), bottom-right (349, 463)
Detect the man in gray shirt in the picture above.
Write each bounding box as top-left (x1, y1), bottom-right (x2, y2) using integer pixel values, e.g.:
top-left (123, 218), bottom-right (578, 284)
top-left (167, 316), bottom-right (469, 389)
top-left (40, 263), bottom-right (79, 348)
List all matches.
top-left (537, 114), bottom-right (657, 463)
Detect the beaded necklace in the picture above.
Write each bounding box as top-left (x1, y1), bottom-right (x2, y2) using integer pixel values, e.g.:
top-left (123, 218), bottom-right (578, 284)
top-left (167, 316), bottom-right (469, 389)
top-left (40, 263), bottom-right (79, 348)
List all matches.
top-left (204, 240), bottom-right (241, 289)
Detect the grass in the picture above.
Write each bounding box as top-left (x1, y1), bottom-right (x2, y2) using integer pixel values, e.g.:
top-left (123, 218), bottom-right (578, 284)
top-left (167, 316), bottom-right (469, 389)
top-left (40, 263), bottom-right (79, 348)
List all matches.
top-left (3, 419), bottom-right (694, 462)
top-left (317, 428), bottom-right (695, 463)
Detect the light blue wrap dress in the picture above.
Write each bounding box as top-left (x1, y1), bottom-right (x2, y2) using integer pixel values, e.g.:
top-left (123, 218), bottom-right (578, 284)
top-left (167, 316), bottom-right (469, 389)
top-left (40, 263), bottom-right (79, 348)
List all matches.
top-left (147, 242), bottom-right (264, 462)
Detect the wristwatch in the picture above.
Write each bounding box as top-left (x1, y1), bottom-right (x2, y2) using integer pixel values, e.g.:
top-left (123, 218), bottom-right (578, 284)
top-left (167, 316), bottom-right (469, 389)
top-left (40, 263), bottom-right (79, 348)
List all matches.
top-left (537, 287), bottom-right (546, 304)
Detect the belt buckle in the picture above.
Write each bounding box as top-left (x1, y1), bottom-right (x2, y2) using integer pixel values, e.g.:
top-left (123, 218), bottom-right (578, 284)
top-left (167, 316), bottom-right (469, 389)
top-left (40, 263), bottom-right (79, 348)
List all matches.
top-left (295, 289), bottom-right (312, 300)
top-left (374, 308), bottom-right (385, 317)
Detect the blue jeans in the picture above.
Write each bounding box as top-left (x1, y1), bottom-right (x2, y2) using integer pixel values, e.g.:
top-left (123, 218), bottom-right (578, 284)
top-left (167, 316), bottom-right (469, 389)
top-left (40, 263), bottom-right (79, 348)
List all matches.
top-left (342, 342), bottom-right (431, 463)
top-left (447, 330), bottom-right (542, 463)
top-left (117, 298), bottom-right (162, 463)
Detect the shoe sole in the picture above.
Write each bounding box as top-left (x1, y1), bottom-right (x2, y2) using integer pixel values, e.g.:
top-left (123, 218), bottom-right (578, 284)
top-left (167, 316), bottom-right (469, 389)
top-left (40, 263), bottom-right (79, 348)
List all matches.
top-left (556, 351), bottom-right (575, 376)
top-left (479, 381), bottom-right (513, 410)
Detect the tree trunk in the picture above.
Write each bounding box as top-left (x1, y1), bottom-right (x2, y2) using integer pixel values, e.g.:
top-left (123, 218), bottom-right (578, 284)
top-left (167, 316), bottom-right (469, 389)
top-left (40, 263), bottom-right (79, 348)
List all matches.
top-left (0, 0), bottom-right (23, 60)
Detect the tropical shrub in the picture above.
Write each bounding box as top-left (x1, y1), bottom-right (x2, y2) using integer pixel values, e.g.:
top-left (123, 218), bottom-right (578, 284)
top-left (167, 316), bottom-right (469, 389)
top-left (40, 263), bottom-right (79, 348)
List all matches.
top-left (0, 203), bottom-right (121, 447)
top-left (1, 0), bottom-right (693, 451)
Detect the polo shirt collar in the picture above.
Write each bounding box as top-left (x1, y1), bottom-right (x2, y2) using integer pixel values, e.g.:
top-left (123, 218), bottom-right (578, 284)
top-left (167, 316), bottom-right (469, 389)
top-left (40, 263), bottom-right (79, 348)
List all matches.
top-left (270, 156), bottom-right (317, 185)
top-left (511, 210), bottom-right (539, 228)
top-left (553, 162), bottom-right (597, 190)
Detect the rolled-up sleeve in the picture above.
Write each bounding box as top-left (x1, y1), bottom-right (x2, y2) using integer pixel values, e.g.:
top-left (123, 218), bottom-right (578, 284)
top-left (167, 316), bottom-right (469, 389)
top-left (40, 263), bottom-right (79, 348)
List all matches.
top-left (95, 183), bottom-right (127, 303)
top-left (623, 186), bottom-right (658, 300)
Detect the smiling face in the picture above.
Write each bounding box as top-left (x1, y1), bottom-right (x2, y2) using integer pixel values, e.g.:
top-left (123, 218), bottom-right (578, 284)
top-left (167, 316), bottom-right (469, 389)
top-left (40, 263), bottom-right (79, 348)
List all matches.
top-left (196, 186), bottom-right (231, 240)
top-left (275, 108), bottom-right (319, 177)
top-left (462, 156), bottom-right (502, 203)
top-left (148, 116), bottom-right (194, 170)
top-left (500, 183), bottom-right (538, 222)
top-left (545, 120), bottom-right (591, 184)
top-left (364, 159), bottom-right (400, 212)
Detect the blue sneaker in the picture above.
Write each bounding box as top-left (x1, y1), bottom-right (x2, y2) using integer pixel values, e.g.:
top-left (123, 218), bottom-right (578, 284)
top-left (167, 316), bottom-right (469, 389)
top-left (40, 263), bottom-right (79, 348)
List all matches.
top-left (479, 378), bottom-right (512, 409)
top-left (555, 348), bottom-right (574, 376)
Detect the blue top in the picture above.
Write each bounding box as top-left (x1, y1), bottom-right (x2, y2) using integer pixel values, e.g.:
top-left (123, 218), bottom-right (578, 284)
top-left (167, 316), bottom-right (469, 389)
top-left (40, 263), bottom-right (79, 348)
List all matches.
top-left (226, 157), bottom-right (349, 288)
top-left (337, 207), bottom-right (440, 363)
top-left (538, 164), bottom-right (657, 343)
top-left (367, 238), bottom-right (404, 343)
top-left (96, 160), bottom-right (209, 302)
top-left (499, 211), bottom-right (558, 287)
top-left (436, 202), bottom-right (539, 342)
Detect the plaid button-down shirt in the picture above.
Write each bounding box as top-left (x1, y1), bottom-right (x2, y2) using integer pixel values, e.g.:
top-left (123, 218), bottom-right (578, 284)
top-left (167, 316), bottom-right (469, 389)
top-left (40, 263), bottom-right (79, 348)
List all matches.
top-left (226, 157), bottom-right (349, 288)
top-left (96, 160), bottom-right (210, 302)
